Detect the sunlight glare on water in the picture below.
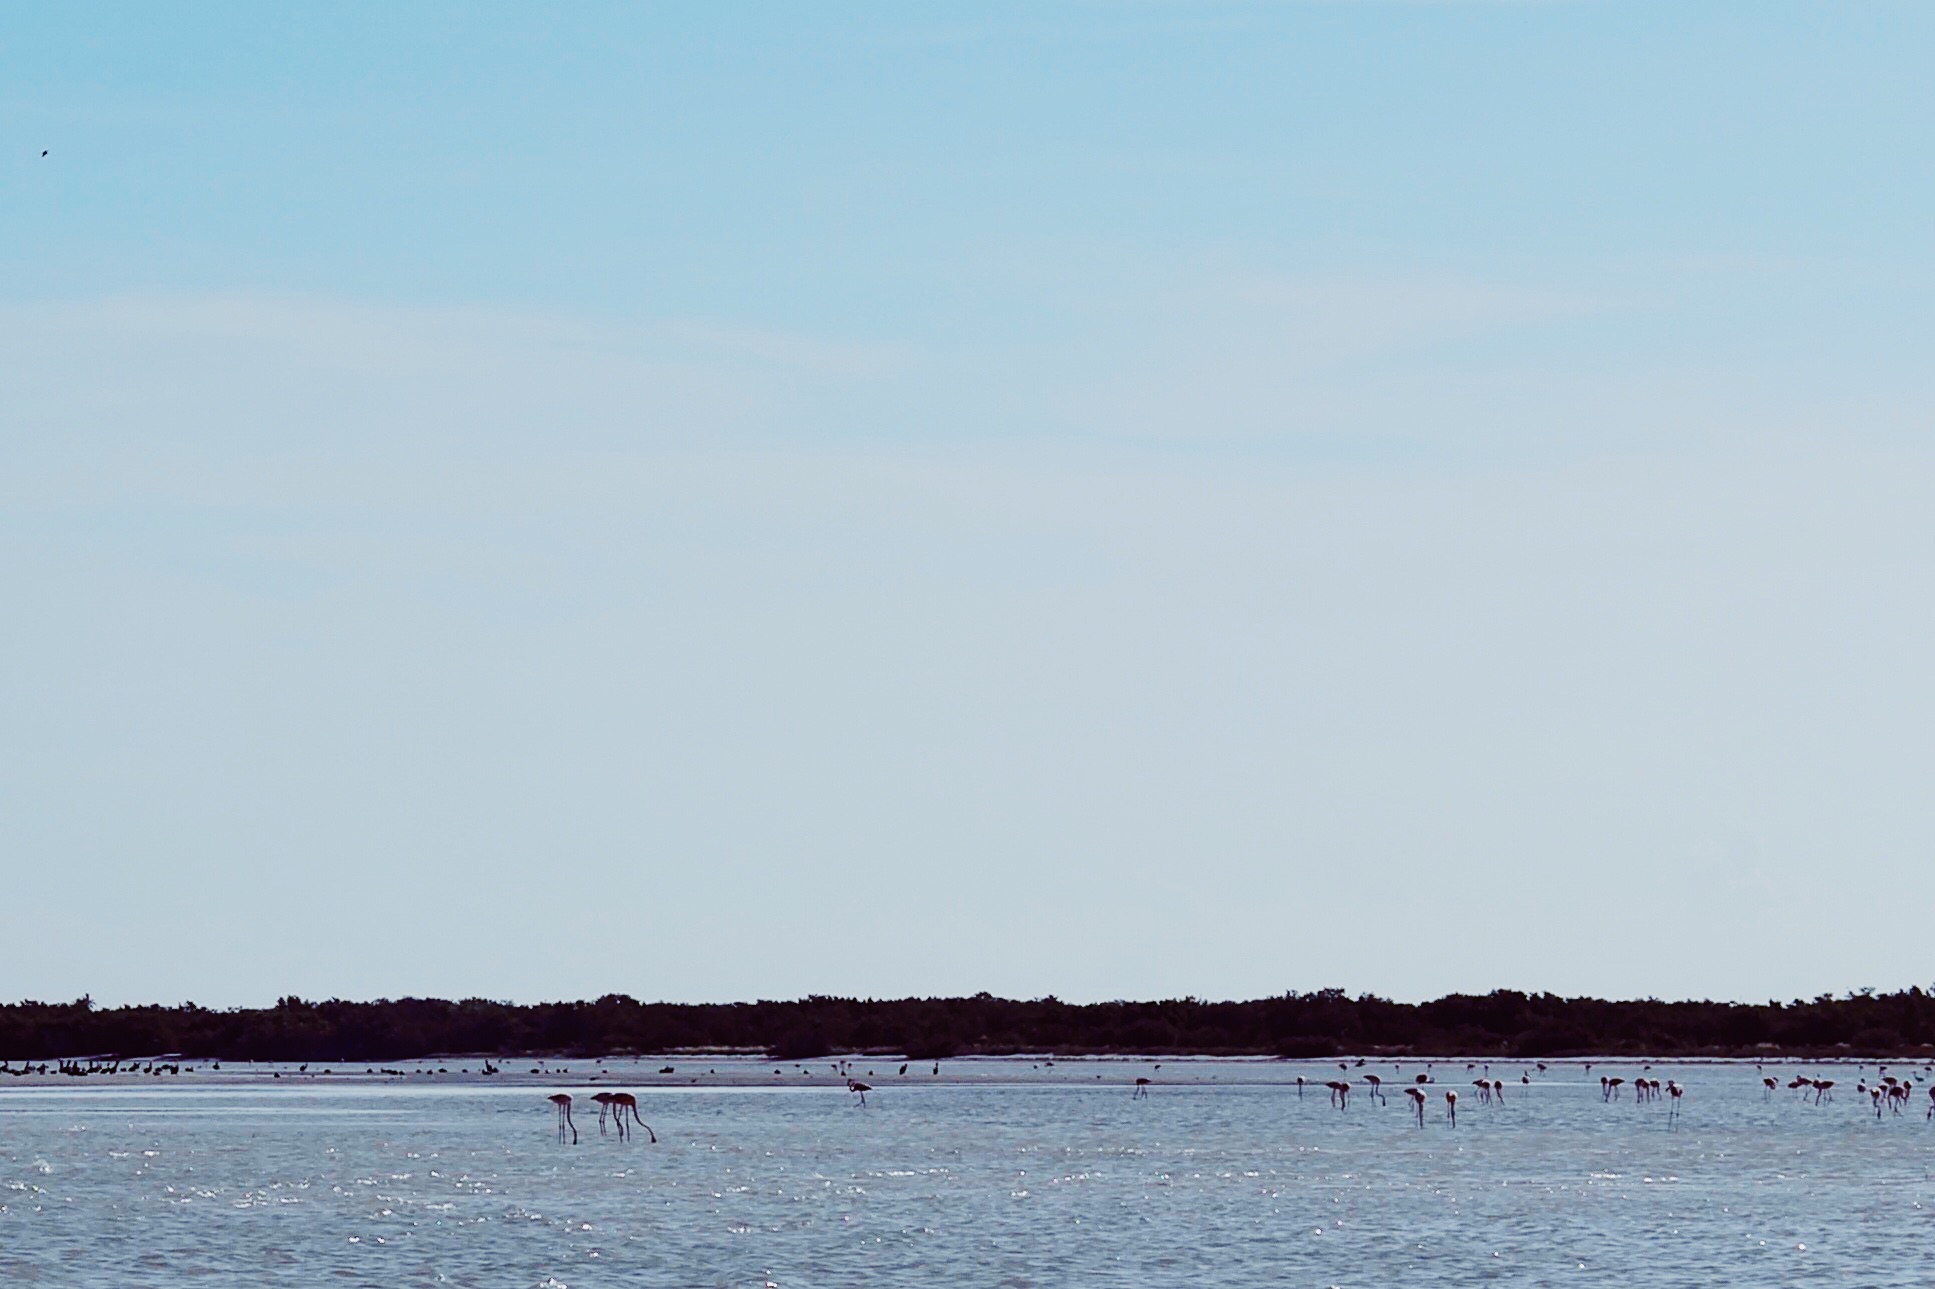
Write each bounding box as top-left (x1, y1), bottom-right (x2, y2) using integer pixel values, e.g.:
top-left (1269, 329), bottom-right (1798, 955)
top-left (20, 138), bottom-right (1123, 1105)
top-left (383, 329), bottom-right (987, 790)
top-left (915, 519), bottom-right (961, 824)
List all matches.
top-left (3, 1058), bottom-right (1933, 1286)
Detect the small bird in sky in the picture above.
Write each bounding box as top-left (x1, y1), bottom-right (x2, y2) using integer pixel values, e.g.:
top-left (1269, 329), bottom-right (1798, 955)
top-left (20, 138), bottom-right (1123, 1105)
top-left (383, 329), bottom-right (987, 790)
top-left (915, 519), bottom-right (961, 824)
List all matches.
top-left (41, 150), bottom-right (48, 157)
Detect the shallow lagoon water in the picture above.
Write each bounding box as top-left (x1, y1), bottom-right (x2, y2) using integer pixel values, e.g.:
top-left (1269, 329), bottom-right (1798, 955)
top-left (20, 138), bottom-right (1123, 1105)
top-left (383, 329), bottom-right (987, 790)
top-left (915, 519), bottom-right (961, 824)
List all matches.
top-left (4, 1057), bottom-right (1934, 1286)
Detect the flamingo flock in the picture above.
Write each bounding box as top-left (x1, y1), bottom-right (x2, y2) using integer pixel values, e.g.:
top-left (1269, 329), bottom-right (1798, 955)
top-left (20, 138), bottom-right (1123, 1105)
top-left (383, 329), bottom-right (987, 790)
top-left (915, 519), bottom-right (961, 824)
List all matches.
top-left (1772, 1064), bottom-right (1935, 1122)
top-left (1786, 1075), bottom-right (1836, 1103)
top-left (588, 1090), bottom-right (658, 1140)
top-left (529, 1057), bottom-right (1935, 1143)
top-left (546, 1091), bottom-right (655, 1146)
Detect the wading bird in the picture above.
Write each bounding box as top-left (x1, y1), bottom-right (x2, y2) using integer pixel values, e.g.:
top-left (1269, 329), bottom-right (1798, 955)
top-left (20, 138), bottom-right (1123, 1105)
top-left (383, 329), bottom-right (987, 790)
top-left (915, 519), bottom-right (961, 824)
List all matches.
top-left (849, 1078), bottom-right (874, 1107)
top-left (609, 1091), bottom-right (656, 1141)
top-left (589, 1090), bottom-right (616, 1135)
top-left (548, 1093), bottom-right (577, 1144)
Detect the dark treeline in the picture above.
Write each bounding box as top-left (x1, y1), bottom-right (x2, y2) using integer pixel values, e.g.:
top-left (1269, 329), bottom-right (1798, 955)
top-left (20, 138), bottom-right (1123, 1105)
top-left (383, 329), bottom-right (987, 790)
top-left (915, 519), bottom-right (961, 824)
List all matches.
top-left (5, 989), bottom-right (1935, 1063)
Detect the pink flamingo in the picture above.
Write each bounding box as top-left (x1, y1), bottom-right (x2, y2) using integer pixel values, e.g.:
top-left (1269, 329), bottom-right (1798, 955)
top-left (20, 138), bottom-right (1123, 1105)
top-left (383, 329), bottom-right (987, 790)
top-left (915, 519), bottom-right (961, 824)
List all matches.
top-left (609, 1091), bottom-right (657, 1141)
top-left (547, 1093), bottom-right (577, 1144)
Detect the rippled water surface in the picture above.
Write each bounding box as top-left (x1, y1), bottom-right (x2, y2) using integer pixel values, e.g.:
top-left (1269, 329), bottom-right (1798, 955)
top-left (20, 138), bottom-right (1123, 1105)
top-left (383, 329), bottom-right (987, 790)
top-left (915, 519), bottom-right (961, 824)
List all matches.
top-left (5, 1057), bottom-right (1935, 1286)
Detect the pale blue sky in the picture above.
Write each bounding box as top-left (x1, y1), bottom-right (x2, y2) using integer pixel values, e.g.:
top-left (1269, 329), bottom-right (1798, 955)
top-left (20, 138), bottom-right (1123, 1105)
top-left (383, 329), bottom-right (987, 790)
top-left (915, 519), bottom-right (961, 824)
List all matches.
top-left (4, 3), bottom-right (1933, 1007)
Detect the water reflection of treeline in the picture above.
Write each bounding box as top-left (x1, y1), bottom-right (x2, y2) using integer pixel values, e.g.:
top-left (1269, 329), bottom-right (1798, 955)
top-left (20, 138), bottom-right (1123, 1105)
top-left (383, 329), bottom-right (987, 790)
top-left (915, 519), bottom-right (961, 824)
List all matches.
top-left (4, 989), bottom-right (1934, 1062)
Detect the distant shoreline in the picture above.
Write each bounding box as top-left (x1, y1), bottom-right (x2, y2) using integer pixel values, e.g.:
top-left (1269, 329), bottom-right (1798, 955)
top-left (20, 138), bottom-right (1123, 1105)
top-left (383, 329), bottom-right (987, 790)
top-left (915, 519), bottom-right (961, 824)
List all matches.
top-left (0, 1051), bottom-right (1906, 1095)
top-left (6, 989), bottom-right (1934, 1065)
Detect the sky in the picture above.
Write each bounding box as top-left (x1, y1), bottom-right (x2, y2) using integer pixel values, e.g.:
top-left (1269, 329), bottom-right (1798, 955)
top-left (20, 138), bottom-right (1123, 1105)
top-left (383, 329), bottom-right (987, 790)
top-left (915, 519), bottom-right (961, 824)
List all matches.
top-left (4, 2), bottom-right (1934, 1009)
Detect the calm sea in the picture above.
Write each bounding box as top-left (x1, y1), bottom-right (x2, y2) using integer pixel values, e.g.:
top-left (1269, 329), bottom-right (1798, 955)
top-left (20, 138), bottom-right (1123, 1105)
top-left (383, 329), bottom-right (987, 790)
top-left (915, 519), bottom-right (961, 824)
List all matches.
top-left (2, 1057), bottom-right (1931, 1286)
